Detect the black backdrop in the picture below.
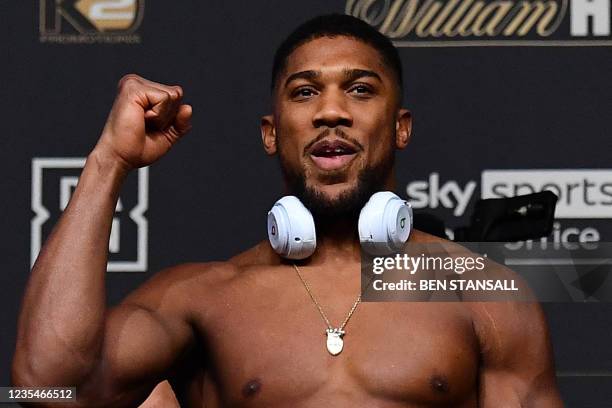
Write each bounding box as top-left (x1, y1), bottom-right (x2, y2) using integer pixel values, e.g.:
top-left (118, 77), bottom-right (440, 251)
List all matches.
top-left (3, 1), bottom-right (612, 406)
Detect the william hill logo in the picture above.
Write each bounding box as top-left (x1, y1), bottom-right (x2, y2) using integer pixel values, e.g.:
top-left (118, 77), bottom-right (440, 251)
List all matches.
top-left (39, 0), bottom-right (144, 44)
top-left (346, 0), bottom-right (612, 46)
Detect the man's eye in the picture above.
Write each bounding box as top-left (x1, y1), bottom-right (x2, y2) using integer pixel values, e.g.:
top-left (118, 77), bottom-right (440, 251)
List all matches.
top-left (349, 85), bottom-right (373, 95)
top-left (300, 89), bottom-right (314, 96)
top-left (293, 87), bottom-right (317, 99)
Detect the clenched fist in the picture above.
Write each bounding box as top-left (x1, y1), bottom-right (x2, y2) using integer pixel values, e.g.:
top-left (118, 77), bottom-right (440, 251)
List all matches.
top-left (94, 74), bottom-right (193, 171)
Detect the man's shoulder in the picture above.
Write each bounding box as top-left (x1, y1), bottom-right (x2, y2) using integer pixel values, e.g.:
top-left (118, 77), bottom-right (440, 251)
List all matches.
top-left (132, 241), bottom-right (278, 297)
top-left (409, 230), bottom-right (545, 334)
top-left (408, 229), bottom-right (479, 258)
top-left (227, 239), bottom-right (280, 268)
top-left (120, 261), bottom-right (241, 310)
top-left (147, 261), bottom-right (239, 288)
top-left (409, 228), bottom-right (449, 243)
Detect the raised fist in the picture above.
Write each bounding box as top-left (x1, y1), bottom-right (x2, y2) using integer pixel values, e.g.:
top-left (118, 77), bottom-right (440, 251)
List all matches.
top-left (94, 74), bottom-right (193, 171)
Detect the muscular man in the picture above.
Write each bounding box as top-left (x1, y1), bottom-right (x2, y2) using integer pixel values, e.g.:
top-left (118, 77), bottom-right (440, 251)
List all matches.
top-left (12, 14), bottom-right (563, 407)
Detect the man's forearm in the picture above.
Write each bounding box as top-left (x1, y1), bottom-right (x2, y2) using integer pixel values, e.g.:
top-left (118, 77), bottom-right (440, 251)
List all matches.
top-left (13, 149), bottom-right (128, 385)
top-left (12, 72), bottom-right (193, 396)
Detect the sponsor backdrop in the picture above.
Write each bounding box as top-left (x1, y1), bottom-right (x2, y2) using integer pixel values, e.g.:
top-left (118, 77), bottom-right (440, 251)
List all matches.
top-left (2, 0), bottom-right (612, 405)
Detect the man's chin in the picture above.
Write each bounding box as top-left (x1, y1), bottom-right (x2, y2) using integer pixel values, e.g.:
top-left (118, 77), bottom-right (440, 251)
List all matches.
top-left (299, 182), bottom-right (369, 219)
top-left (281, 159), bottom-right (394, 220)
top-left (308, 182), bottom-right (356, 201)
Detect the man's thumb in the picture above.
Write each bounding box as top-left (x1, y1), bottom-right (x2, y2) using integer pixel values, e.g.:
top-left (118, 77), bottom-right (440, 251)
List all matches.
top-left (173, 104), bottom-right (193, 136)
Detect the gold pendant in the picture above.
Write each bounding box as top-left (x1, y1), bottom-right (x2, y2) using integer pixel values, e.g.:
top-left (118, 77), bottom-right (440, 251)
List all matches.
top-left (326, 328), bottom-right (345, 356)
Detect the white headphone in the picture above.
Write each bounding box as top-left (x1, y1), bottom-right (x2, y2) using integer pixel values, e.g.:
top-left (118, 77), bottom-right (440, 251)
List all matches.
top-left (267, 191), bottom-right (413, 259)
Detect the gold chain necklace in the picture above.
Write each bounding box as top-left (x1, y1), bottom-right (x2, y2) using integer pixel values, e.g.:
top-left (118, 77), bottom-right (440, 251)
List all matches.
top-left (292, 263), bottom-right (364, 356)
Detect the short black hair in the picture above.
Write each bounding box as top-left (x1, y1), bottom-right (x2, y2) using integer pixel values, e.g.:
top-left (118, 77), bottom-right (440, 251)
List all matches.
top-left (271, 14), bottom-right (403, 99)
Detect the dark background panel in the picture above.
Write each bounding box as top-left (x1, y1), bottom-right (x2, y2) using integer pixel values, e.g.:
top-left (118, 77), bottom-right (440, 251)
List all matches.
top-left (2, 1), bottom-right (612, 406)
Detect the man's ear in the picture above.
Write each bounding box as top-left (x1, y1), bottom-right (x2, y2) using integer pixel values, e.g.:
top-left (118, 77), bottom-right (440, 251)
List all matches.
top-left (395, 108), bottom-right (412, 149)
top-left (260, 114), bottom-right (277, 155)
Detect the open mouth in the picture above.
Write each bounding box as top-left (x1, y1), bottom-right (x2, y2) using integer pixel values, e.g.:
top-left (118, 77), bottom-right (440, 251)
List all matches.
top-left (309, 139), bottom-right (359, 171)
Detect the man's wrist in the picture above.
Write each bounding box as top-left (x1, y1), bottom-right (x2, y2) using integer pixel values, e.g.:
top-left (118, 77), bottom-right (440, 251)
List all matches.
top-left (87, 146), bottom-right (132, 181)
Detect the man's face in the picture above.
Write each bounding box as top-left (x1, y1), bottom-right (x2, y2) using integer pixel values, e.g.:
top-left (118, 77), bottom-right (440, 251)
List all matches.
top-left (261, 36), bottom-right (411, 217)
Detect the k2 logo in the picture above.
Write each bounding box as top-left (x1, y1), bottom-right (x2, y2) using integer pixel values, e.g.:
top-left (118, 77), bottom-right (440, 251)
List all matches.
top-left (39, 0), bottom-right (145, 43)
top-left (31, 158), bottom-right (149, 272)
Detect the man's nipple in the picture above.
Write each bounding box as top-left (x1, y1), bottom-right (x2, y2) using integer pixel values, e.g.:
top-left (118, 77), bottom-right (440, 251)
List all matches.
top-left (242, 378), bottom-right (262, 398)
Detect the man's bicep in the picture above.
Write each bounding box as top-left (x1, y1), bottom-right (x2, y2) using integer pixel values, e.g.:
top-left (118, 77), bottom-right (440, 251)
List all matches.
top-left (474, 301), bottom-right (563, 407)
top-left (105, 302), bottom-right (193, 382)
top-left (479, 366), bottom-right (562, 407)
top-left (79, 267), bottom-right (198, 406)
top-left (75, 302), bottom-right (193, 406)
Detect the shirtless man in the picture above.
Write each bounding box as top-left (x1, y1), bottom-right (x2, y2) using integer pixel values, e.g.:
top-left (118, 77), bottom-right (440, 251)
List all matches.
top-left (12, 14), bottom-right (563, 407)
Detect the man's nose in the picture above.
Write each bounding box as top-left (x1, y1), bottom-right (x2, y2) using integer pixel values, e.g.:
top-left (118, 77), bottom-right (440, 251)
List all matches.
top-left (312, 92), bottom-right (353, 128)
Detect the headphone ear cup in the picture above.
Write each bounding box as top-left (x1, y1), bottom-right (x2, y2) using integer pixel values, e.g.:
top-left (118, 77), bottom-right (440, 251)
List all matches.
top-left (267, 196), bottom-right (317, 259)
top-left (358, 191), bottom-right (413, 255)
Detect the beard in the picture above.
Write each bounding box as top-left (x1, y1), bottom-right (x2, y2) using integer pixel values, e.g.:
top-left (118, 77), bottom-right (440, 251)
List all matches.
top-left (279, 153), bottom-right (395, 222)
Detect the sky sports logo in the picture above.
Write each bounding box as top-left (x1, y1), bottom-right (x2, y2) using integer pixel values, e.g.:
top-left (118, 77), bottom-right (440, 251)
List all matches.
top-left (482, 170), bottom-right (612, 218)
top-left (407, 169), bottom-right (612, 219)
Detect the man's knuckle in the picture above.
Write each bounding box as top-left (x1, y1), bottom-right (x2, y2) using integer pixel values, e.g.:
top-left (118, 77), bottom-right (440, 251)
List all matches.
top-left (160, 90), bottom-right (173, 102)
top-left (173, 86), bottom-right (183, 98)
top-left (118, 74), bottom-right (141, 90)
top-left (165, 89), bottom-right (178, 100)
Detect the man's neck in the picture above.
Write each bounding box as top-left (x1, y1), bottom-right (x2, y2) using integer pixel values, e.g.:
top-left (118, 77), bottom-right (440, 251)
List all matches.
top-left (307, 216), bottom-right (362, 266)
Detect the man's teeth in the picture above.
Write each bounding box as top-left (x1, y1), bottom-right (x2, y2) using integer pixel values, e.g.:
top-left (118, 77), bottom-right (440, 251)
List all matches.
top-left (318, 147), bottom-right (351, 156)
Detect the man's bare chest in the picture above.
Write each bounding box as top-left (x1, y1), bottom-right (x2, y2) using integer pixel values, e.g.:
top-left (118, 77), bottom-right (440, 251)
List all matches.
top-left (187, 274), bottom-right (481, 407)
